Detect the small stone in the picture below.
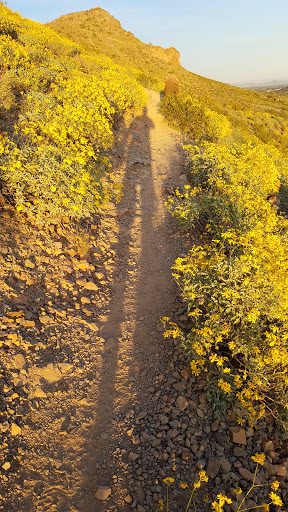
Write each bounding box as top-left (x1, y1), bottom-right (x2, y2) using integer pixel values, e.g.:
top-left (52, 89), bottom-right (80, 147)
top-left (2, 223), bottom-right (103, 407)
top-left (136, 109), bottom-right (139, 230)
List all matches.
top-left (39, 315), bottom-right (51, 325)
top-left (39, 363), bottom-right (62, 383)
top-left (88, 322), bottom-right (99, 331)
top-left (124, 494), bottom-right (133, 504)
top-left (274, 465), bottom-right (288, 478)
top-left (76, 278), bottom-right (87, 286)
top-left (137, 506), bottom-right (146, 512)
top-left (33, 387), bottom-right (47, 398)
top-left (262, 440), bottom-right (274, 453)
top-left (229, 427), bottom-right (247, 445)
top-left (24, 259), bottom-right (35, 269)
top-left (211, 419), bottom-right (220, 431)
top-left (206, 457), bottom-right (221, 478)
top-left (0, 422), bottom-right (10, 433)
top-left (58, 363), bottom-right (73, 373)
top-left (104, 338), bottom-right (117, 351)
top-left (173, 382), bottom-right (186, 392)
top-left (80, 297), bottom-right (91, 304)
top-left (95, 486), bottom-right (111, 501)
top-left (181, 448), bottom-right (192, 461)
top-left (82, 308), bottom-right (93, 317)
top-left (179, 173), bottom-right (188, 183)
top-left (12, 354), bottom-right (26, 370)
top-left (2, 462), bottom-right (11, 471)
top-left (234, 447), bottom-right (247, 457)
top-left (136, 485), bottom-right (145, 503)
top-left (136, 410), bottom-right (147, 420)
top-left (238, 467), bottom-right (261, 484)
top-left (264, 461), bottom-right (277, 476)
top-left (129, 453), bottom-right (139, 462)
top-left (84, 281), bottom-right (98, 291)
top-left (158, 414), bottom-right (169, 424)
top-left (176, 395), bottom-right (188, 412)
top-left (220, 457), bottom-right (231, 474)
top-left (196, 459), bottom-right (207, 469)
top-left (11, 423), bottom-right (22, 436)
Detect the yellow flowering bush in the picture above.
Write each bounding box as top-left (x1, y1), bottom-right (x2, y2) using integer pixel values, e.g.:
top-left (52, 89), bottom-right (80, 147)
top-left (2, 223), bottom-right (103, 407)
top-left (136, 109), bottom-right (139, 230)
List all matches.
top-left (165, 137), bottom-right (288, 425)
top-left (161, 93), bottom-right (231, 142)
top-left (0, 3), bottom-right (146, 221)
top-left (161, 456), bottom-right (285, 511)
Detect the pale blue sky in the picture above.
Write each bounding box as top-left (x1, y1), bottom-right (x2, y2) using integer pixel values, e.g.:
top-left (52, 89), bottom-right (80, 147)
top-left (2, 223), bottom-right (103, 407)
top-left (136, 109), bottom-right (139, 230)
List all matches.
top-left (5, 0), bottom-right (288, 85)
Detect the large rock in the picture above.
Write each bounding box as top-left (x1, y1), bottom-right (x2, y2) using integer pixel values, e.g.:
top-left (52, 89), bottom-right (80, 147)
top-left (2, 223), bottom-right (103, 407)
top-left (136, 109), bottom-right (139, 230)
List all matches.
top-left (95, 486), bottom-right (111, 501)
top-left (11, 423), bottom-right (22, 436)
top-left (39, 364), bottom-right (62, 383)
top-left (229, 427), bottom-right (247, 445)
top-left (84, 281), bottom-right (98, 291)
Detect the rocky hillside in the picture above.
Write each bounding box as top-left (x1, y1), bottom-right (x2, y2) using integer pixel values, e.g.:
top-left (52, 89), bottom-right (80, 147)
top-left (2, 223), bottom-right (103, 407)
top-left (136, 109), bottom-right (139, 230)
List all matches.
top-left (48, 7), bottom-right (180, 88)
top-left (48, 6), bottom-right (288, 155)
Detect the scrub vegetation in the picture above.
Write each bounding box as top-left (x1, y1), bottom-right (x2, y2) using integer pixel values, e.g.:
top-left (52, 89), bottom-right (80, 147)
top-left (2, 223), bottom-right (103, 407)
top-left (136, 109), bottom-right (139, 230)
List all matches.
top-left (0, 3), bottom-right (146, 222)
top-left (1, 3), bottom-right (288, 510)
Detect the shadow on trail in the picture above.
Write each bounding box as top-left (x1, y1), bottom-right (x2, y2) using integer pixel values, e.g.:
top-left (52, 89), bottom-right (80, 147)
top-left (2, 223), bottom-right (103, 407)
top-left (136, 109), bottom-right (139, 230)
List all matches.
top-left (72, 100), bottom-right (183, 512)
top-left (71, 106), bottom-right (159, 511)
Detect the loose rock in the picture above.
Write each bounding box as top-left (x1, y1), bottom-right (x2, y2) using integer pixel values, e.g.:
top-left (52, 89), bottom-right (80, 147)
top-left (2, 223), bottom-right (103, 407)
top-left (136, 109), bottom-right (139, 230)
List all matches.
top-left (95, 486), bottom-right (112, 501)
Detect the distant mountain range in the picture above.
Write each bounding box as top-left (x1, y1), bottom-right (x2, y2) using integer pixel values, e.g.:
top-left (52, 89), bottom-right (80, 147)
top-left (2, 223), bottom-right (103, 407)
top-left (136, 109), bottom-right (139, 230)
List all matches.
top-left (234, 79), bottom-right (288, 89)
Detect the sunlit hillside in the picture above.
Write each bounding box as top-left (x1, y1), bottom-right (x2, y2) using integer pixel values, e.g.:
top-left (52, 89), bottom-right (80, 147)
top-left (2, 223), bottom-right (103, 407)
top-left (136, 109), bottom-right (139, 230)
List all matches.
top-left (2, 4), bottom-right (288, 511)
top-left (48, 7), bottom-right (288, 154)
top-left (0, 3), bottom-right (146, 221)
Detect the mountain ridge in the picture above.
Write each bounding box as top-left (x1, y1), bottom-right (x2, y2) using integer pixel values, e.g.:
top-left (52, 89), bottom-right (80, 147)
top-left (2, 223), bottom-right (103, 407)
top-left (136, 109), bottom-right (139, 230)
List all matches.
top-left (48, 7), bottom-right (181, 72)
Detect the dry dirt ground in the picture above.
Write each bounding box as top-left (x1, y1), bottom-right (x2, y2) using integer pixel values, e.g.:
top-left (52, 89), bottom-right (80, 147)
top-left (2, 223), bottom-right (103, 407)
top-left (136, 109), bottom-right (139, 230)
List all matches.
top-left (0, 90), bottom-right (186, 511)
top-left (1, 91), bottom-right (288, 512)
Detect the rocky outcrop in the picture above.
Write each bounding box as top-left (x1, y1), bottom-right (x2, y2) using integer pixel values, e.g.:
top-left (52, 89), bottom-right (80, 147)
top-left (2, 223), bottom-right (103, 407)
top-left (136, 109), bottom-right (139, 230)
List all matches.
top-left (150, 45), bottom-right (180, 66)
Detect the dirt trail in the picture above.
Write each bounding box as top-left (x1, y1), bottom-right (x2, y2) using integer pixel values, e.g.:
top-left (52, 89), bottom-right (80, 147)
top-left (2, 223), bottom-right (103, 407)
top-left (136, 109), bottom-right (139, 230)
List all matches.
top-left (2, 90), bottom-right (186, 511)
top-left (2, 91), bottom-right (287, 512)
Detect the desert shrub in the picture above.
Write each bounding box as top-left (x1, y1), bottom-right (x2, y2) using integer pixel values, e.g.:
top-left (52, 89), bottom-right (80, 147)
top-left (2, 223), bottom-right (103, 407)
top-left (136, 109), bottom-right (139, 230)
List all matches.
top-left (161, 93), bottom-right (208, 139)
top-left (161, 454), bottom-right (284, 511)
top-left (0, 71), bottom-right (14, 110)
top-left (161, 93), bottom-right (231, 142)
top-left (0, 3), bottom-right (146, 222)
top-left (164, 139), bottom-right (288, 425)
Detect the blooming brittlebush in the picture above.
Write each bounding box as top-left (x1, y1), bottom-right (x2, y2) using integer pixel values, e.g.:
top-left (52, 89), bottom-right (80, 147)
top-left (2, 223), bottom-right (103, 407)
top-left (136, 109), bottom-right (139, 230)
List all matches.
top-left (0, 3), bottom-right (146, 222)
top-left (164, 121), bottom-right (288, 425)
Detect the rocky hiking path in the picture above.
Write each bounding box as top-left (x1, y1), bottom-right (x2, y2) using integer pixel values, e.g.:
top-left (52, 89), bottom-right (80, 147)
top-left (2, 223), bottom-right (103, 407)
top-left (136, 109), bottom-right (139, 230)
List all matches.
top-left (1, 91), bottom-right (288, 512)
top-left (0, 90), bottom-right (187, 511)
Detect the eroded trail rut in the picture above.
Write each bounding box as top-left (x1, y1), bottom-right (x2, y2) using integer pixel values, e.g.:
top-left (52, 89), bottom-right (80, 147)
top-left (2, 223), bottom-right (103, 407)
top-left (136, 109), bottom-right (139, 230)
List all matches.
top-left (11, 90), bottom-right (187, 511)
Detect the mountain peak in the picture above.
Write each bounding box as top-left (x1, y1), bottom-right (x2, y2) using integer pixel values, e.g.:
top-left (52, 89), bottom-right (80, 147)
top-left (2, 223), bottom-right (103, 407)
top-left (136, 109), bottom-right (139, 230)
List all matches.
top-left (48, 7), bottom-right (180, 70)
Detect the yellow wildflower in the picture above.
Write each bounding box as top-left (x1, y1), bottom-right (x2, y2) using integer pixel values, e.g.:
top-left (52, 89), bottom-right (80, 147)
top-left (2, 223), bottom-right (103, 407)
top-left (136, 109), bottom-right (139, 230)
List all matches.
top-left (199, 470), bottom-right (208, 482)
top-left (269, 492), bottom-right (283, 506)
top-left (271, 480), bottom-right (279, 491)
top-left (218, 378), bottom-right (231, 394)
top-left (251, 453), bottom-right (266, 466)
top-left (211, 501), bottom-right (223, 512)
top-left (163, 477), bottom-right (174, 485)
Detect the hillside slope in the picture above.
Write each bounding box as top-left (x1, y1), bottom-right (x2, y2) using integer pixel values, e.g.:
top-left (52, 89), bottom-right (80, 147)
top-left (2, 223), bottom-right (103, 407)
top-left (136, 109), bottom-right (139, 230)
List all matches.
top-left (48, 7), bottom-right (180, 89)
top-left (48, 7), bottom-right (288, 153)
